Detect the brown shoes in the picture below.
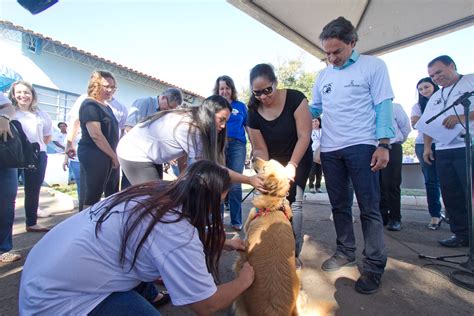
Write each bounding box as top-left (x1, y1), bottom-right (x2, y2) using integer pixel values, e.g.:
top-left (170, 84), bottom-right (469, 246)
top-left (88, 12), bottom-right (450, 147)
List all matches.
top-left (26, 225), bottom-right (50, 233)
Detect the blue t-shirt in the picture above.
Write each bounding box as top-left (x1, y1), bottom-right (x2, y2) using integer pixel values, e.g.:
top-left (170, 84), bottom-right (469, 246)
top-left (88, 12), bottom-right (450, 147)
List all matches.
top-left (226, 100), bottom-right (247, 143)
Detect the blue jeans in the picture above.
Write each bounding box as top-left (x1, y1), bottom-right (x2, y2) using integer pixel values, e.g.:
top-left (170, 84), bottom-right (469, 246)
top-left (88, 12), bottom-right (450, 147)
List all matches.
top-left (88, 282), bottom-right (159, 316)
top-left (321, 144), bottom-right (387, 275)
top-left (69, 160), bottom-right (81, 198)
top-left (415, 144), bottom-right (441, 218)
top-left (435, 147), bottom-right (472, 239)
top-left (0, 168), bottom-right (18, 253)
top-left (23, 152), bottom-right (48, 227)
top-left (224, 139), bottom-right (246, 227)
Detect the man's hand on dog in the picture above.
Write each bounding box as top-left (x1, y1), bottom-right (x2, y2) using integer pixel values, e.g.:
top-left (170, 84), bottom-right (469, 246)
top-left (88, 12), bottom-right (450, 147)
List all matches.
top-left (224, 238), bottom-right (246, 251)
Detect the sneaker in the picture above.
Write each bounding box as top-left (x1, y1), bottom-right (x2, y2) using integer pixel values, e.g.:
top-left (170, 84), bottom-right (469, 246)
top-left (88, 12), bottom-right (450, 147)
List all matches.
top-left (37, 208), bottom-right (52, 218)
top-left (0, 252), bottom-right (22, 263)
top-left (355, 272), bottom-right (382, 294)
top-left (321, 253), bottom-right (356, 272)
top-left (315, 188), bottom-right (323, 193)
top-left (439, 235), bottom-right (468, 247)
top-left (386, 220), bottom-right (401, 231)
top-left (427, 217), bottom-right (442, 230)
top-left (309, 188), bottom-right (316, 194)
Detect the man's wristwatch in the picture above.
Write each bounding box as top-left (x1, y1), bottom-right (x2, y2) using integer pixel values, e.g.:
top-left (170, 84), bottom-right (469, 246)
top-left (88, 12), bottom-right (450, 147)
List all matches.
top-left (378, 143), bottom-right (392, 150)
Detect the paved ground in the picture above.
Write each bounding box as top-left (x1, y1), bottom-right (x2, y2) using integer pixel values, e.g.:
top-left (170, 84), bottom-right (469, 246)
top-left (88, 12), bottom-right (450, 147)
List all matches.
top-left (1, 187), bottom-right (473, 315)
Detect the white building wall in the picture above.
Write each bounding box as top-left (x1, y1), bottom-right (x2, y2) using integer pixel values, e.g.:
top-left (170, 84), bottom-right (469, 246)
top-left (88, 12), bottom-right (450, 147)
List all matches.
top-left (0, 28), bottom-right (202, 108)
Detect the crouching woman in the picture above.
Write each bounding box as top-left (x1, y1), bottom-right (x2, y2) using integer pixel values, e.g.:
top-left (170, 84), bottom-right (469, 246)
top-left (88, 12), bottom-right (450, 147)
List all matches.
top-left (19, 160), bottom-right (254, 315)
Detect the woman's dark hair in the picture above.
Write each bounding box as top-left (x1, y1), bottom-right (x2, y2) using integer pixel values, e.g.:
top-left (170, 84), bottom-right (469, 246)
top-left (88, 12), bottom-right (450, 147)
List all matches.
top-left (319, 16), bottom-right (358, 44)
top-left (416, 77), bottom-right (439, 113)
top-left (248, 63), bottom-right (277, 112)
top-left (93, 160), bottom-right (231, 279)
top-left (213, 75), bottom-right (238, 101)
top-left (141, 95), bottom-right (231, 164)
top-left (314, 116), bottom-right (322, 129)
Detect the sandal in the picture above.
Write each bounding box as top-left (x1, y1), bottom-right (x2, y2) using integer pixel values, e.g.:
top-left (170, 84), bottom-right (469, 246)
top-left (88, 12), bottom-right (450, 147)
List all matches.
top-left (152, 290), bottom-right (171, 308)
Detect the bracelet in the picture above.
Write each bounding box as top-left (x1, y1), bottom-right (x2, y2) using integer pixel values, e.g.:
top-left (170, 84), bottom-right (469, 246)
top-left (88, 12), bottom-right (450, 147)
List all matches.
top-left (288, 161), bottom-right (298, 168)
top-left (0, 114), bottom-right (11, 121)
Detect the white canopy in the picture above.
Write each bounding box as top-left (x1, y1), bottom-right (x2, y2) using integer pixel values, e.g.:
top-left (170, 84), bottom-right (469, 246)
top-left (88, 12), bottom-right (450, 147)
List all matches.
top-left (228, 0), bottom-right (474, 59)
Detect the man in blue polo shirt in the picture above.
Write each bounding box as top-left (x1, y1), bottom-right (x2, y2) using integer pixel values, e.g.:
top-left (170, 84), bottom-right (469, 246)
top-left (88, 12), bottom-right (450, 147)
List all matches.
top-left (310, 16), bottom-right (395, 294)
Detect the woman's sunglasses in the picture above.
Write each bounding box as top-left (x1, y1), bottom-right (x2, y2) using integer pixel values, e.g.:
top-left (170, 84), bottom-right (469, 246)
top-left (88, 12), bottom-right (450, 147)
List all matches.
top-left (252, 84), bottom-right (274, 97)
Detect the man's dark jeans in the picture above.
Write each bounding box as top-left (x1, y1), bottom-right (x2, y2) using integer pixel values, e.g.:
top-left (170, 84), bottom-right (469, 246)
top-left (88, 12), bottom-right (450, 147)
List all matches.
top-left (435, 147), bottom-right (472, 239)
top-left (321, 144), bottom-right (387, 275)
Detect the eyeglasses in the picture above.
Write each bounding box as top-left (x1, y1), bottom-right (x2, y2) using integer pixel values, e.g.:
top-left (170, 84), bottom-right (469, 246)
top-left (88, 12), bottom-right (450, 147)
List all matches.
top-left (102, 85), bottom-right (117, 91)
top-left (252, 84), bottom-right (274, 97)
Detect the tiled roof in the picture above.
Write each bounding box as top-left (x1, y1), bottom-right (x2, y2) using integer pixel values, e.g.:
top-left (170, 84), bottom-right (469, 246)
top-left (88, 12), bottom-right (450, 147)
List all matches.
top-left (0, 20), bottom-right (204, 98)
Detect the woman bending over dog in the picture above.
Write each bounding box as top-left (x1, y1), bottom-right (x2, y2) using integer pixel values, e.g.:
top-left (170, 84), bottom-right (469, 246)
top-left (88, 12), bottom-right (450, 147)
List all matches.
top-left (19, 160), bottom-right (255, 315)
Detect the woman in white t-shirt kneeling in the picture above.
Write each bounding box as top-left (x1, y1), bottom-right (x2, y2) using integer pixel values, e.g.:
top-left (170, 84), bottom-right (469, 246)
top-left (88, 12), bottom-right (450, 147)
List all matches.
top-left (19, 160), bottom-right (255, 315)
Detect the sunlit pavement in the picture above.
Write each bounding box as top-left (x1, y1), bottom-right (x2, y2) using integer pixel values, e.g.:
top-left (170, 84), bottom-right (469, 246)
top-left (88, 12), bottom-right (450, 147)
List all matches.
top-left (1, 187), bottom-right (473, 315)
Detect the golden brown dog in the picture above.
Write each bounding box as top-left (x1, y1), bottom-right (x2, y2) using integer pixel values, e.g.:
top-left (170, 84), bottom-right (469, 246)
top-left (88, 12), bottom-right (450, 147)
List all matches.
top-left (234, 158), bottom-right (299, 316)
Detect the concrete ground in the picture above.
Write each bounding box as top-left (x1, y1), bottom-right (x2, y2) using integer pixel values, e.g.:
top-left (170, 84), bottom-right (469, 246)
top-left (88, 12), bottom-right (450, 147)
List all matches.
top-left (1, 187), bottom-right (474, 315)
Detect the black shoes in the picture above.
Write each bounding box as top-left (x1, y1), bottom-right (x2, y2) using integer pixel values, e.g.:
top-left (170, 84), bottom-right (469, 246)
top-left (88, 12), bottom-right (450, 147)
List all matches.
top-left (386, 220), bottom-right (401, 231)
top-left (355, 272), bottom-right (382, 294)
top-left (439, 235), bottom-right (468, 247)
top-left (321, 253), bottom-right (356, 272)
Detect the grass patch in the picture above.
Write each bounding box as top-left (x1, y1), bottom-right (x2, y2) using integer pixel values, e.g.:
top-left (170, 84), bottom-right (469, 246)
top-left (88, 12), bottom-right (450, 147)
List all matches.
top-left (50, 184), bottom-right (78, 199)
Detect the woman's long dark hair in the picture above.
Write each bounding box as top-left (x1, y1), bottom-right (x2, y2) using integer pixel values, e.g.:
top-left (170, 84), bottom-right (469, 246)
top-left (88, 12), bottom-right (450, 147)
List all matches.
top-left (248, 63), bottom-right (277, 112)
top-left (93, 160), bottom-right (231, 279)
top-left (141, 95), bottom-right (231, 164)
top-left (417, 77), bottom-right (439, 113)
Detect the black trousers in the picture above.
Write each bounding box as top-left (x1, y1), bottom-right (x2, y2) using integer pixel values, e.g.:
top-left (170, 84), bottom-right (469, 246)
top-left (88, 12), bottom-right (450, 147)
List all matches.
top-left (379, 143), bottom-right (403, 222)
top-left (308, 161), bottom-right (323, 189)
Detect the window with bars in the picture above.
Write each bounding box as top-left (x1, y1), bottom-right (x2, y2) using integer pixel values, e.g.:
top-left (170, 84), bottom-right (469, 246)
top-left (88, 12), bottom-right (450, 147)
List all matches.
top-left (33, 84), bottom-right (80, 122)
top-left (22, 33), bottom-right (43, 54)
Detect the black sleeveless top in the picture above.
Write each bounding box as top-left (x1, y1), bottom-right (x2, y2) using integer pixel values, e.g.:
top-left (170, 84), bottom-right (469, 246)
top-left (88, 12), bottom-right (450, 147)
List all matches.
top-left (247, 89), bottom-right (312, 164)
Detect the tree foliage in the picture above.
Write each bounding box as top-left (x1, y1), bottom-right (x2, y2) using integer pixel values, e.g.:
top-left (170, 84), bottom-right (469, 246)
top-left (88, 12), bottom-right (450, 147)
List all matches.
top-left (276, 59), bottom-right (316, 101)
top-left (402, 137), bottom-right (416, 157)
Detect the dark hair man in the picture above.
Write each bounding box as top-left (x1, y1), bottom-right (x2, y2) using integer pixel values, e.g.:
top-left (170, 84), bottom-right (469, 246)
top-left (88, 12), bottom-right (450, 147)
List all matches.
top-left (310, 16), bottom-right (395, 294)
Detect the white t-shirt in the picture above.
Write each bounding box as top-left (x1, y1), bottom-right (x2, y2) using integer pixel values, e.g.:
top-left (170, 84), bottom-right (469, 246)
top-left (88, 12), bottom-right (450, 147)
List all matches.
top-left (14, 109), bottom-right (52, 152)
top-left (311, 54), bottom-right (394, 152)
top-left (19, 199), bottom-right (217, 315)
top-left (391, 103), bottom-right (411, 144)
top-left (410, 102), bottom-right (424, 144)
top-left (117, 112), bottom-right (202, 163)
top-left (424, 73), bottom-right (474, 150)
top-left (311, 129), bottom-right (321, 152)
top-left (52, 131), bottom-right (67, 153)
top-left (68, 95), bottom-right (127, 131)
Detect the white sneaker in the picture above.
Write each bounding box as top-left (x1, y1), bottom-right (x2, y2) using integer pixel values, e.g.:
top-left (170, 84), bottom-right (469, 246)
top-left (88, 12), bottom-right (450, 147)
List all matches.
top-left (309, 188), bottom-right (316, 194)
top-left (37, 208), bottom-right (52, 218)
top-left (0, 252), bottom-right (22, 263)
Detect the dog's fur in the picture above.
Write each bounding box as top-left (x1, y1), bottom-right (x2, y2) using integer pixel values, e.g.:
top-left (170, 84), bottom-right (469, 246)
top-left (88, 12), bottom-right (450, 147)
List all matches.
top-left (234, 158), bottom-right (299, 316)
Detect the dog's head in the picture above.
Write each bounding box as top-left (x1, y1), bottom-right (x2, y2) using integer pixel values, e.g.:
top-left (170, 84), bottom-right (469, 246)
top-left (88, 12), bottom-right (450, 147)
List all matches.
top-left (253, 158), bottom-right (290, 197)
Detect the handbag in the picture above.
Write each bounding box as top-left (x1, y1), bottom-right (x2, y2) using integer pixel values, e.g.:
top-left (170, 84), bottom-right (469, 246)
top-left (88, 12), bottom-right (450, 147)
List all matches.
top-left (0, 120), bottom-right (40, 169)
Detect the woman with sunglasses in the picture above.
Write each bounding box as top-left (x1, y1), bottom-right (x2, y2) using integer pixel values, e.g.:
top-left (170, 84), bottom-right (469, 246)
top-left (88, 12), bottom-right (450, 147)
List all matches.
top-left (247, 63), bottom-right (313, 262)
top-left (77, 70), bottom-right (120, 211)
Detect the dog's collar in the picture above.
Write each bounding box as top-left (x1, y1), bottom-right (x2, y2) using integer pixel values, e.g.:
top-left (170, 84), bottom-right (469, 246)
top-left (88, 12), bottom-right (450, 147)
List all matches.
top-left (254, 203), bottom-right (290, 221)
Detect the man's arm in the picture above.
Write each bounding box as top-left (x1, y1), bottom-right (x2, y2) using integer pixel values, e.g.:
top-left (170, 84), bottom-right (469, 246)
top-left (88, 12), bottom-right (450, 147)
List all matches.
top-left (371, 99), bottom-right (394, 171)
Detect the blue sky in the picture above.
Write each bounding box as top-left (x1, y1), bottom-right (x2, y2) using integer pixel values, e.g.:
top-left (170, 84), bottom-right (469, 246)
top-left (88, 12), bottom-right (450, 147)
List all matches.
top-left (1, 0), bottom-right (473, 123)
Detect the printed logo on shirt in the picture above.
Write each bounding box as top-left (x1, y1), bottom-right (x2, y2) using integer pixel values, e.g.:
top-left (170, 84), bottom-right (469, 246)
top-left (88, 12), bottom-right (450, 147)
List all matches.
top-left (344, 80), bottom-right (361, 88)
top-left (232, 108), bottom-right (240, 115)
top-left (434, 98), bottom-right (442, 106)
top-left (322, 83), bottom-right (333, 95)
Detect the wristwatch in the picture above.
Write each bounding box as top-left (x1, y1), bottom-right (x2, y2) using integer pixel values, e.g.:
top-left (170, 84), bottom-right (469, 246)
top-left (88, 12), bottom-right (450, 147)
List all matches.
top-left (378, 143), bottom-right (392, 150)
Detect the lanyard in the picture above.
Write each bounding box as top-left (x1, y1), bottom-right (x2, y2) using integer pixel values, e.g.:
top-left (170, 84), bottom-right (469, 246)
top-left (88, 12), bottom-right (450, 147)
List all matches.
top-left (441, 74), bottom-right (463, 109)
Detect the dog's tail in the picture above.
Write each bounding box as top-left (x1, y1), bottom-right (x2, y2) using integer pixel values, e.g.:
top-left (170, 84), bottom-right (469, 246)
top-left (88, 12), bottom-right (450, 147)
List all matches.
top-left (296, 290), bottom-right (337, 316)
